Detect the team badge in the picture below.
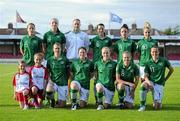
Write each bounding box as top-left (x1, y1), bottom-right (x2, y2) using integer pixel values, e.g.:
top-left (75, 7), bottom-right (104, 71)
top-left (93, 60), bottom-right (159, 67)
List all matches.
top-left (96, 41), bottom-right (100, 47)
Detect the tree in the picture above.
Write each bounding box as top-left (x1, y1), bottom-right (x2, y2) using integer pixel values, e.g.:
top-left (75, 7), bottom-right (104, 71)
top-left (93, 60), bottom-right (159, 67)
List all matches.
top-left (163, 25), bottom-right (180, 35)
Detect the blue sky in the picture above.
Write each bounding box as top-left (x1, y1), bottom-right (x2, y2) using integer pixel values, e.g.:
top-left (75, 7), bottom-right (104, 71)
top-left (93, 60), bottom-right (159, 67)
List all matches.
top-left (0, 0), bottom-right (180, 34)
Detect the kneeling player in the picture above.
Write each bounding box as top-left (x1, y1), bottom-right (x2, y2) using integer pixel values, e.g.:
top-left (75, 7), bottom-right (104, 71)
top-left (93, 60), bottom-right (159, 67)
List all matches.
top-left (29, 53), bottom-right (48, 108)
top-left (70, 47), bottom-right (94, 110)
top-left (138, 46), bottom-right (174, 111)
top-left (95, 47), bottom-right (117, 110)
top-left (46, 43), bottom-right (69, 108)
top-left (116, 51), bottom-right (139, 109)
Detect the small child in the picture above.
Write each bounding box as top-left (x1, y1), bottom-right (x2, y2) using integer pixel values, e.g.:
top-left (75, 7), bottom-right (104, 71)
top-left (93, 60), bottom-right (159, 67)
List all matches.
top-left (13, 60), bottom-right (31, 110)
top-left (29, 53), bottom-right (48, 108)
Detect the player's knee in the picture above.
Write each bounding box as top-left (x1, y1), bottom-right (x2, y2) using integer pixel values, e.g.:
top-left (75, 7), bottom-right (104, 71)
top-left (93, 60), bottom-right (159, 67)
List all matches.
top-left (70, 82), bottom-right (78, 90)
top-left (96, 83), bottom-right (103, 92)
top-left (31, 86), bottom-right (38, 94)
top-left (23, 89), bottom-right (29, 96)
top-left (117, 83), bottom-right (125, 90)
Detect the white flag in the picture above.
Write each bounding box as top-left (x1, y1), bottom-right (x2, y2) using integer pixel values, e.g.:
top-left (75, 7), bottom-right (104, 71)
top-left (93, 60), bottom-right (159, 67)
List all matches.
top-left (110, 13), bottom-right (122, 23)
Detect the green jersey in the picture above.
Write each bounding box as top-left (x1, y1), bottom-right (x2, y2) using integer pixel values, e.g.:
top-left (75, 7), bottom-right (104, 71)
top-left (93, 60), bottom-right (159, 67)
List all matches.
top-left (137, 38), bottom-right (158, 66)
top-left (113, 38), bottom-right (136, 63)
top-left (95, 59), bottom-right (117, 91)
top-left (47, 56), bottom-right (69, 86)
top-left (90, 36), bottom-right (112, 62)
top-left (43, 30), bottom-right (66, 59)
top-left (20, 35), bottom-right (42, 66)
top-left (116, 62), bottom-right (139, 83)
top-left (71, 58), bottom-right (94, 90)
top-left (144, 57), bottom-right (171, 86)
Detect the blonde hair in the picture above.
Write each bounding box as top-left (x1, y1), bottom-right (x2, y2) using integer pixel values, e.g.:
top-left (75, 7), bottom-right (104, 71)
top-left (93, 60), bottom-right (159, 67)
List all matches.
top-left (34, 53), bottom-right (43, 60)
top-left (143, 21), bottom-right (151, 30)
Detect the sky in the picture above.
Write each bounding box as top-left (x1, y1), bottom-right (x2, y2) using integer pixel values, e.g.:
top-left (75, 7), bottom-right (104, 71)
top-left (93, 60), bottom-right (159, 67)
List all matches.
top-left (0, 0), bottom-right (180, 34)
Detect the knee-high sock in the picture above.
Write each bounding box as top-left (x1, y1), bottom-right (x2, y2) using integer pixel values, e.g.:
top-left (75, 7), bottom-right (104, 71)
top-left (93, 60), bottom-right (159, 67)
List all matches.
top-left (140, 86), bottom-right (148, 106)
top-left (70, 89), bottom-right (78, 104)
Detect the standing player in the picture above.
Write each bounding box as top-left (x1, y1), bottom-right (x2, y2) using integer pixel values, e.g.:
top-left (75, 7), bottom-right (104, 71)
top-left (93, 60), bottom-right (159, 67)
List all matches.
top-left (43, 18), bottom-right (66, 59)
top-left (138, 46), bottom-right (174, 111)
top-left (113, 24), bottom-right (136, 63)
top-left (46, 43), bottom-right (69, 108)
top-left (90, 23), bottom-right (112, 105)
top-left (29, 53), bottom-right (48, 108)
top-left (20, 23), bottom-right (43, 72)
top-left (70, 47), bottom-right (94, 110)
top-left (137, 22), bottom-right (158, 82)
top-left (13, 60), bottom-right (31, 110)
top-left (116, 51), bottom-right (139, 109)
top-left (94, 47), bottom-right (117, 110)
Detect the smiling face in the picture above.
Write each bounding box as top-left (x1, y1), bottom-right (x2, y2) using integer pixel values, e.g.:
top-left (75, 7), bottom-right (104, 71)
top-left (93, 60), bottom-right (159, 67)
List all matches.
top-left (97, 24), bottom-right (105, 37)
top-left (144, 28), bottom-right (151, 39)
top-left (102, 47), bottom-right (110, 61)
top-left (34, 54), bottom-right (42, 66)
top-left (78, 48), bottom-right (87, 60)
top-left (151, 47), bottom-right (159, 61)
top-left (123, 52), bottom-right (131, 67)
top-left (18, 62), bottom-right (26, 73)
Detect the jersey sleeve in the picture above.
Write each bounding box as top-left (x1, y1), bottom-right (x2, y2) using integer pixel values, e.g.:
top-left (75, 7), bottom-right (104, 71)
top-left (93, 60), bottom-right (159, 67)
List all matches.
top-left (89, 38), bottom-right (94, 48)
top-left (115, 63), bottom-right (120, 74)
top-left (164, 58), bottom-right (171, 68)
top-left (144, 63), bottom-right (150, 76)
top-left (43, 33), bottom-right (47, 44)
top-left (20, 38), bottom-right (24, 50)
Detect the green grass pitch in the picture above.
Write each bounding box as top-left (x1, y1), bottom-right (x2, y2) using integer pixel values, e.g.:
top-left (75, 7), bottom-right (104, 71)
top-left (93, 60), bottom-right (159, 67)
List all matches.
top-left (0, 64), bottom-right (180, 121)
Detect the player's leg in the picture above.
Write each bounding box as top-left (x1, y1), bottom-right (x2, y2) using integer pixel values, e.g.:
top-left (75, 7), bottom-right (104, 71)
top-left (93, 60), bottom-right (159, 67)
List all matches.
top-left (22, 89), bottom-right (30, 110)
top-left (140, 66), bottom-right (145, 82)
top-left (57, 86), bottom-right (68, 108)
top-left (96, 83), bottom-right (104, 110)
top-left (46, 81), bottom-right (55, 108)
top-left (138, 81), bottom-right (149, 111)
top-left (124, 86), bottom-right (134, 109)
top-left (153, 84), bottom-right (164, 110)
top-left (70, 81), bottom-right (79, 110)
top-left (31, 86), bottom-right (40, 108)
top-left (116, 83), bottom-right (125, 109)
top-left (79, 87), bottom-right (89, 108)
top-left (104, 87), bottom-right (114, 109)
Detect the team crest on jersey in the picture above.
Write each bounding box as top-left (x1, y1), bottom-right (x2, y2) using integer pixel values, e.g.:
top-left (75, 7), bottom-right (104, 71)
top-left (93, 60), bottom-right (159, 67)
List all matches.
top-left (105, 40), bottom-right (108, 43)
top-left (142, 45), bottom-right (147, 50)
top-left (107, 64), bottom-right (113, 68)
top-left (61, 61), bottom-right (64, 65)
top-left (84, 63), bottom-right (89, 68)
top-left (96, 41), bottom-right (100, 47)
top-left (121, 70), bottom-right (125, 76)
top-left (47, 36), bottom-right (52, 42)
top-left (158, 62), bottom-right (163, 66)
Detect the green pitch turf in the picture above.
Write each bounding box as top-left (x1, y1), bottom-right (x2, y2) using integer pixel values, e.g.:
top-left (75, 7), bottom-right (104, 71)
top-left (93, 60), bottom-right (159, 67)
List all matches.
top-left (0, 64), bottom-right (180, 121)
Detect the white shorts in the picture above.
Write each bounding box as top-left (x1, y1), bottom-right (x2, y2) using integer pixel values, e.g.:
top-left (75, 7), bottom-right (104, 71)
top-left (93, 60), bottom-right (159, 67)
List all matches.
top-left (139, 66), bottom-right (145, 79)
top-left (124, 85), bottom-right (134, 104)
top-left (96, 83), bottom-right (114, 104)
top-left (71, 81), bottom-right (89, 102)
top-left (53, 83), bottom-right (68, 101)
top-left (150, 81), bottom-right (164, 103)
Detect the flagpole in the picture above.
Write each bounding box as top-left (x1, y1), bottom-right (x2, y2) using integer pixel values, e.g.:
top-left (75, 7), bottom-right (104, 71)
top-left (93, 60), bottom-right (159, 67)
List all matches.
top-left (15, 10), bottom-right (17, 35)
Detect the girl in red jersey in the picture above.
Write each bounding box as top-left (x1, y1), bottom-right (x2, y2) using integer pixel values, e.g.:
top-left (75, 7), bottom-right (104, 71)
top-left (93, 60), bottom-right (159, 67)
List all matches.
top-left (13, 60), bottom-right (31, 110)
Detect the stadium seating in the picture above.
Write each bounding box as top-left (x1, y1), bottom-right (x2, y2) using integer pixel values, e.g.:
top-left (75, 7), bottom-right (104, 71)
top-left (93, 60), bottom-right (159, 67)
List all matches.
top-left (0, 53), bottom-right (22, 59)
top-left (168, 53), bottom-right (180, 60)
